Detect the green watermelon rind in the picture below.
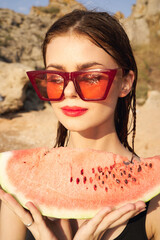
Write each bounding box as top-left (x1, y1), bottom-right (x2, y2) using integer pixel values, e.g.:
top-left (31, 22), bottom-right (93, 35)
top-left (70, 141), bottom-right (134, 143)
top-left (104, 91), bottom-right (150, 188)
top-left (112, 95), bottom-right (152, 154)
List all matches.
top-left (0, 151), bottom-right (160, 219)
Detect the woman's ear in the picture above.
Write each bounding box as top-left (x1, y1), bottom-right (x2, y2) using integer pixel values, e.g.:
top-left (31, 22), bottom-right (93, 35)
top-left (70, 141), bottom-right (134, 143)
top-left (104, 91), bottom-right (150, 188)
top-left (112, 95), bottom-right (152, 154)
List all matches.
top-left (119, 70), bottom-right (135, 97)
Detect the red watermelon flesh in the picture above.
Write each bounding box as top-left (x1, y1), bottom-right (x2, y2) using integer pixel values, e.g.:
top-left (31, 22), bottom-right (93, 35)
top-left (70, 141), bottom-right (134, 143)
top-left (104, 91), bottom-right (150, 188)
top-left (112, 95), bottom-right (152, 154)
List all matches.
top-left (0, 147), bottom-right (160, 219)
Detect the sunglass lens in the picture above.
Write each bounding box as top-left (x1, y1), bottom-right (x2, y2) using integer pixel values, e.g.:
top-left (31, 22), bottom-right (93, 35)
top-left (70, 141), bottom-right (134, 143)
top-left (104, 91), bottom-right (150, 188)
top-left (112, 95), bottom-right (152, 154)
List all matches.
top-left (77, 72), bottom-right (109, 100)
top-left (47, 73), bottom-right (64, 99)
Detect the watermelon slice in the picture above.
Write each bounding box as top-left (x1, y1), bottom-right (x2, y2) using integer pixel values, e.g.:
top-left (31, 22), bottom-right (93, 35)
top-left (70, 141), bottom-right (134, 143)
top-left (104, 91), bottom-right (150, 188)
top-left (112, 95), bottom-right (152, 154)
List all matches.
top-left (0, 147), bottom-right (160, 219)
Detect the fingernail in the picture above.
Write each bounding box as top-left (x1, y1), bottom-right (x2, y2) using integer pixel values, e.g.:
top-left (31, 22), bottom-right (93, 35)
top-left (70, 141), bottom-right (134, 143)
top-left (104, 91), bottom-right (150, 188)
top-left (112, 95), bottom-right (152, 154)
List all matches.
top-left (139, 207), bottom-right (146, 213)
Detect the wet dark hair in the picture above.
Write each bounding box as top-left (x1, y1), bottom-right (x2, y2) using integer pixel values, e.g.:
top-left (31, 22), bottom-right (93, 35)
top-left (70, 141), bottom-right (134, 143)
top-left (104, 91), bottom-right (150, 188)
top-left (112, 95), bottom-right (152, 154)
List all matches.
top-left (42, 9), bottom-right (138, 153)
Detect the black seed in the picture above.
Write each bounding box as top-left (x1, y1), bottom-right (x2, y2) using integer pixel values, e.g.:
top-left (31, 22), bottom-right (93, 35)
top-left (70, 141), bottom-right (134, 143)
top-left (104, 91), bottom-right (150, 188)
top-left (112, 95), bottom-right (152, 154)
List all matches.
top-left (83, 176), bottom-right (87, 184)
top-left (145, 163), bottom-right (148, 167)
top-left (106, 175), bottom-right (108, 179)
top-left (116, 179), bottom-right (120, 184)
top-left (102, 181), bottom-right (104, 184)
top-left (137, 165), bottom-right (142, 172)
top-left (123, 170), bottom-right (126, 175)
top-left (102, 172), bottom-right (104, 175)
top-left (132, 177), bottom-right (136, 182)
top-left (98, 176), bottom-right (101, 180)
top-left (124, 179), bottom-right (128, 184)
top-left (120, 172), bottom-right (123, 176)
top-left (149, 163), bottom-right (152, 168)
top-left (108, 171), bottom-right (111, 174)
top-left (130, 167), bottom-right (133, 172)
top-left (94, 184), bottom-right (97, 191)
top-left (121, 186), bottom-right (123, 189)
top-left (128, 173), bottom-right (131, 178)
top-left (113, 174), bottom-right (115, 178)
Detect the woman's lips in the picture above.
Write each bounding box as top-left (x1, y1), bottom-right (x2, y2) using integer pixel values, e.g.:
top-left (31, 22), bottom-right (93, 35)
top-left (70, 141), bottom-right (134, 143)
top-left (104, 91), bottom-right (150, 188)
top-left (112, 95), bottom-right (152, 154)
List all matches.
top-left (61, 106), bottom-right (88, 117)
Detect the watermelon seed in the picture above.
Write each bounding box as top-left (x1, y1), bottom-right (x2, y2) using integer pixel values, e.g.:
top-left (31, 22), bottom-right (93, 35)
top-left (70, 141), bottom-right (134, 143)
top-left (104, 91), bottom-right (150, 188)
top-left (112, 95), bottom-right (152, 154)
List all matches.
top-left (102, 172), bottom-right (104, 175)
top-left (105, 187), bottom-right (108, 192)
top-left (124, 179), bottom-right (128, 184)
top-left (130, 167), bottom-right (133, 172)
top-left (113, 174), bottom-right (115, 178)
top-left (106, 174), bottom-right (108, 179)
top-left (149, 163), bottom-right (152, 168)
top-left (121, 186), bottom-right (123, 189)
top-left (108, 171), bottom-right (111, 174)
top-left (132, 177), bottom-right (136, 182)
top-left (137, 165), bottom-right (142, 172)
top-left (98, 166), bottom-right (102, 173)
top-left (123, 170), bottom-right (126, 175)
top-left (98, 176), bottom-right (101, 180)
top-left (70, 177), bottom-right (73, 182)
top-left (102, 181), bottom-right (104, 184)
top-left (76, 178), bottom-right (80, 184)
top-left (145, 163), bottom-right (148, 167)
top-left (120, 172), bottom-right (123, 176)
top-left (83, 176), bottom-right (87, 184)
top-left (81, 169), bottom-right (84, 175)
top-left (94, 184), bottom-right (97, 191)
top-left (128, 173), bottom-right (131, 178)
top-left (116, 179), bottom-right (120, 184)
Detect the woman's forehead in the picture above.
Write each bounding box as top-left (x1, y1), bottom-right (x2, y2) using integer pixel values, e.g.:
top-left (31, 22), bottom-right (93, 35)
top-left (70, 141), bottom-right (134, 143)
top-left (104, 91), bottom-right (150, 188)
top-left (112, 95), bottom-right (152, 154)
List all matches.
top-left (45, 34), bottom-right (118, 70)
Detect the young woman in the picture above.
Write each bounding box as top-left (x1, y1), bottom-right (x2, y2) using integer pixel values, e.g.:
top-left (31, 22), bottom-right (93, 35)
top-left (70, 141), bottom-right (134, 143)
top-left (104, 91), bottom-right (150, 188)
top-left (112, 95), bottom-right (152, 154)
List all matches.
top-left (0, 10), bottom-right (160, 240)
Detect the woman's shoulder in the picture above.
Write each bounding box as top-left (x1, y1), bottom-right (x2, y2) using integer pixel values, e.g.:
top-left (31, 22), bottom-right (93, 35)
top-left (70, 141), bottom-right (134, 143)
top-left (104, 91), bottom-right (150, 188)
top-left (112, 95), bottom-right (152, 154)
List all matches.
top-left (146, 194), bottom-right (160, 239)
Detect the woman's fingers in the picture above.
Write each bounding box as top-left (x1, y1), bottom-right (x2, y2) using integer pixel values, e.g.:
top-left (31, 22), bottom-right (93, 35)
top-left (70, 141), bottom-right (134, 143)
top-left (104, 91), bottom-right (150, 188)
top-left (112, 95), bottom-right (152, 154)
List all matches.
top-left (0, 189), bottom-right (33, 226)
top-left (85, 207), bottom-right (113, 231)
top-left (26, 201), bottom-right (58, 240)
top-left (74, 201), bottom-right (146, 240)
top-left (96, 201), bottom-right (146, 234)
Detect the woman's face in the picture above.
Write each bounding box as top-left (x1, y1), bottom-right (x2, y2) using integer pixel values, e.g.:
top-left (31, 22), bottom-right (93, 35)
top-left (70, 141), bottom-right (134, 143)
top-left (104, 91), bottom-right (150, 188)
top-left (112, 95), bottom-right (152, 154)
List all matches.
top-left (45, 34), bottom-right (125, 135)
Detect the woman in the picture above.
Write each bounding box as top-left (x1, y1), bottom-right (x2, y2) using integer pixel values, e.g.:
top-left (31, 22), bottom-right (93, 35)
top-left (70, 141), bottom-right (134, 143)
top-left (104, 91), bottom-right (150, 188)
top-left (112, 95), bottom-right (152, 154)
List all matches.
top-left (0, 9), bottom-right (160, 240)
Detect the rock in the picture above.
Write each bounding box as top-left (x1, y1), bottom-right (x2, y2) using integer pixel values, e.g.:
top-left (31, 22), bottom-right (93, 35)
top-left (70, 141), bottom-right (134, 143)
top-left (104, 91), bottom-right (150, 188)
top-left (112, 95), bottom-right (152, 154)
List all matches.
top-left (0, 0), bottom-right (86, 69)
top-left (114, 11), bottom-right (125, 20)
top-left (0, 9), bottom-right (51, 68)
top-left (122, 0), bottom-right (160, 46)
top-left (134, 91), bottom-right (160, 157)
top-left (0, 62), bottom-right (32, 114)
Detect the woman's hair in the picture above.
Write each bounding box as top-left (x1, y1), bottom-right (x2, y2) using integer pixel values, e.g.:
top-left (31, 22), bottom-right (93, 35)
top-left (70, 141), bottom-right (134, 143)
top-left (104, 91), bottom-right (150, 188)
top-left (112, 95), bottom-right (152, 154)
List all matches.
top-left (42, 9), bottom-right (138, 153)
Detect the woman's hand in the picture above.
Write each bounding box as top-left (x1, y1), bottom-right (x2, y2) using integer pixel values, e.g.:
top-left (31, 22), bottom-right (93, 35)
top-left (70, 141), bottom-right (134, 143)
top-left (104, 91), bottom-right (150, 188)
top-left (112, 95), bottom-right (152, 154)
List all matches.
top-left (0, 189), bottom-right (72, 240)
top-left (73, 201), bottom-right (146, 240)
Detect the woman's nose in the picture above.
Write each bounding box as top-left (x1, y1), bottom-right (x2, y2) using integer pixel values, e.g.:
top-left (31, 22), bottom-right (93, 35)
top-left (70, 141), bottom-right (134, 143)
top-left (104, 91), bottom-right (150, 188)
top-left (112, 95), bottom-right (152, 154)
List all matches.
top-left (64, 81), bottom-right (78, 99)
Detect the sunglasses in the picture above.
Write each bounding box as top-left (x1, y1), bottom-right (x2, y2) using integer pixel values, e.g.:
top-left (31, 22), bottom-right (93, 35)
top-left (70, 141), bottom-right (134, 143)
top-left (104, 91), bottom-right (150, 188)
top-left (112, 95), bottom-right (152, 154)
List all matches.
top-left (26, 69), bottom-right (120, 101)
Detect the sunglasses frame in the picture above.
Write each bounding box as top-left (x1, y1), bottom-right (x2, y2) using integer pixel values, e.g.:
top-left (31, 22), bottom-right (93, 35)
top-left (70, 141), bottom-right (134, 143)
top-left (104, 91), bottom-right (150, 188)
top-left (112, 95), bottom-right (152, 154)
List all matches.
top-left (26, 68), bottom-right (121, 102)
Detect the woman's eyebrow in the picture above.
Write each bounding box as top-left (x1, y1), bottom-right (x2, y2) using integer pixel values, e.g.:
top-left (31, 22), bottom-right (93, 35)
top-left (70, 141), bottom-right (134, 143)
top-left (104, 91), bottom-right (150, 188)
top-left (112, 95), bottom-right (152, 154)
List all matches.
top-left (46, 62), bottom-right (105, 71)
top-left (46, 64), bottom-right (65, 70)
top-left (77, 62), bottom-right (105, 70)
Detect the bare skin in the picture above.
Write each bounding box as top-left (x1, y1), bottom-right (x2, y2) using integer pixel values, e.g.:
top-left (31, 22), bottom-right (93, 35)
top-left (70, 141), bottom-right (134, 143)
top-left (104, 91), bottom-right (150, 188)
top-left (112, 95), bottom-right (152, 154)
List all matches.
top-left (0, 33), bottom-right (160, 240)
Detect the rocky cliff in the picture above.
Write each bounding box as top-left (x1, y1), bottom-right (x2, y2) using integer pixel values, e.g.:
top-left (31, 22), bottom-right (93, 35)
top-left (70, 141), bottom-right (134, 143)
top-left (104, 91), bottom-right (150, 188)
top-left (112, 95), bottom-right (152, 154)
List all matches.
top-left (122, 0), bottom-right (160, 45)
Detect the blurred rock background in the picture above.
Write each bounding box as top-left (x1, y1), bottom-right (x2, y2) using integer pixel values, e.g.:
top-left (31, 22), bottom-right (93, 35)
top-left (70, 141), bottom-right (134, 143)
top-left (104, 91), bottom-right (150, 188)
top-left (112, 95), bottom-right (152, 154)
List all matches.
top-left (0, 0), bottom-right (159, 157)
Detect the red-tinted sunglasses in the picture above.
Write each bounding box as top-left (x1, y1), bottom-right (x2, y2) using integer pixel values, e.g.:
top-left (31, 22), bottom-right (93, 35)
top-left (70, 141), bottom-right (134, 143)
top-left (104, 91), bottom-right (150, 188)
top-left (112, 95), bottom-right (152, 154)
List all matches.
top-left (26, 69), bottom-right (120, 101)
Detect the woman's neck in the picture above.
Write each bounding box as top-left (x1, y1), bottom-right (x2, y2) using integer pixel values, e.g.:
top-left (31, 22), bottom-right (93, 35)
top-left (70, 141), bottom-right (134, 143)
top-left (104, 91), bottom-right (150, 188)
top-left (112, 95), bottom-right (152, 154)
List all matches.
top-left (67, 129), bottom-right (132, 159)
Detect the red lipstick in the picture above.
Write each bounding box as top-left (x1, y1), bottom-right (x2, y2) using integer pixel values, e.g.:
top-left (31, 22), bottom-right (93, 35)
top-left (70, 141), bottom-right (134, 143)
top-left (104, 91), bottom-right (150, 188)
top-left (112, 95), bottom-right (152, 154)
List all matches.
top-left (61, 106), bottom-right (88, 117)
